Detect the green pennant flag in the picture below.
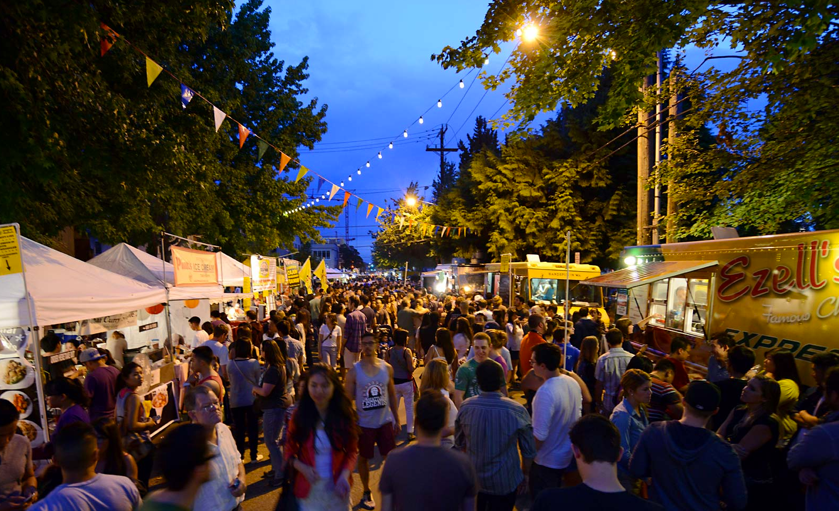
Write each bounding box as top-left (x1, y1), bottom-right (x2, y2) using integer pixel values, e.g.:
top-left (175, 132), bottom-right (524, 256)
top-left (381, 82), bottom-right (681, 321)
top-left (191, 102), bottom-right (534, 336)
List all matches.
top-left (295, 166), bottom-right (308, 183)
top-left (356, 197), bottom-right (364, 210)
top-left (257, 140), bottom-right (269, 160)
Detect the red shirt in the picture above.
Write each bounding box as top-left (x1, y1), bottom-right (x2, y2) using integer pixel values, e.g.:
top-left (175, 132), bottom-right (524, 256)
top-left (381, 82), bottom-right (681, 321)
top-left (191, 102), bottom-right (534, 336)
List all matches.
top-left (666, 357), bottom-right (689, 391)
top-left (520, 332), bottom-right (546, 374)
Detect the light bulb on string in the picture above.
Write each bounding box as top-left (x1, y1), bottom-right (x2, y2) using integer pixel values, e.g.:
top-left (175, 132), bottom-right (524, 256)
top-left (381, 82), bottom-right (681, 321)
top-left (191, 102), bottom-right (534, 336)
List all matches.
top-left (419, 116), bottom-right (424, 124)
top-left (403, 130), bottom-right (408, 138)
top-left (459, 79), bottom-right (464, 89)
top-left (378, 152), bottom-right (382, 159)
top-left (484, 56), bottom-right (489, 66)
top-left (437, 99), bottom-right (442, 108)
top-left (341, 181), bottom-right (344, 187)
top-left (366, 161), bottom-right (371, 167)
top-left (348, 175), bottom-right (352, 182)
top-left (316, 198), bottom-right (319, 203)
top-left (357, 169), bottom-right (361, 175)
top-left (321, 194), bottom-right (325, 199)
top-left (389, 142), bottom-right (393, 149)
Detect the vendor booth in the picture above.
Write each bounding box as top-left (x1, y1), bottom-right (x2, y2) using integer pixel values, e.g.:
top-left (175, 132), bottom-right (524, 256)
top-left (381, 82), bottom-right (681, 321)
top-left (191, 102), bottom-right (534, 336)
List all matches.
top-left (0, 226), bottom-right (175, 447)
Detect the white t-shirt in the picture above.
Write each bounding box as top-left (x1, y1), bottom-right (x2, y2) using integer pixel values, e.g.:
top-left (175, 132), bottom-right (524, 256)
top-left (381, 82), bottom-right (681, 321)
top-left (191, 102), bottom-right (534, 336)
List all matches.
top-left (30, 473), bottom-right (141, 511)
top-left (199, 339), bottom-right (229, 367)
top-left (106, 336), bottom-right (128, 370)
top-left (532, 374), bottom-right (582, 469)
top-left (453, 333), bottom-right (470, 359)
top-left (191, 329), bottom-right (210, 350)
top-left (505, 323), bottom-right (523, 351)
top-left (314, 425), bottom-right (332, 478)
top-left (318, 324), bottom-right (340, 348)
top-left (193, 423), bottom-right (244, 511)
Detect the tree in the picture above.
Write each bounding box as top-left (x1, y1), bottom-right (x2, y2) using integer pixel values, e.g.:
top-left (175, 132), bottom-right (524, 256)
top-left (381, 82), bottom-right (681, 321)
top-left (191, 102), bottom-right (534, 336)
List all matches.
top-left (433, 1), bottom-right (839, 237)
top-left (431, 160), bottom-right (457, 203)
top-left (0, 0), bottom-right (338, 259)
top-left (338, 244), bottom-right (365, 271)
top-left (371, 182), bottom-right (436, 270)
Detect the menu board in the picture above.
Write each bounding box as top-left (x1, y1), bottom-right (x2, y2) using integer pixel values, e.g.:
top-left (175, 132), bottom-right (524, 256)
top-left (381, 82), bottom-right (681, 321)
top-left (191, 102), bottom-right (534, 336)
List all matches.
top-left (0, 338), bottom-right (46, 447)
top-left (141, 381), bottom-right (179, 438)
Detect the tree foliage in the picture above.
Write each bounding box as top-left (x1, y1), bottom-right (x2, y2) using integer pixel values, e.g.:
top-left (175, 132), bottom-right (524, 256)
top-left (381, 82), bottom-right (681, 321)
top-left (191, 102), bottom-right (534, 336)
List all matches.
top-left (434, 1), bottom-right (839, 236)
top-left (0, 0), bottom-right (338, 258)
top-left (371, 182), bottom-right (436, 270)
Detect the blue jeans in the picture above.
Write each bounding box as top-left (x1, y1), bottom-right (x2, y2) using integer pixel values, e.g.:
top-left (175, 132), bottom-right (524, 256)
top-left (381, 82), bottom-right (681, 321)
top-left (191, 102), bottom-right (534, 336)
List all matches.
top-left (263, 407), bottom-right (286, 478)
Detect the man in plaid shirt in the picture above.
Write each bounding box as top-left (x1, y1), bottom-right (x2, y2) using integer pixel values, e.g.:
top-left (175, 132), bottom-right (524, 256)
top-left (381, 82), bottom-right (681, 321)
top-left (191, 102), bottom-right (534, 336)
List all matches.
top-left (342, 294), bottom-right (367, 377)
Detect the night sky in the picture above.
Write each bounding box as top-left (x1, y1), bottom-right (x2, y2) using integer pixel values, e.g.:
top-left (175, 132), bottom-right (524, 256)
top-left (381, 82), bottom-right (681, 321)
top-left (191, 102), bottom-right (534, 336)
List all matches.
top-left (267, 1), bottom-right (742, 264)
top-left (268, 1), bottom-right (519, 263)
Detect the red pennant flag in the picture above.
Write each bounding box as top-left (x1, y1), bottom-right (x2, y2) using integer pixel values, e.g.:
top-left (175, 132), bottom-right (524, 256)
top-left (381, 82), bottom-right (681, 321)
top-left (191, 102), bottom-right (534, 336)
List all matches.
top-left (342, 191), bottom-right (351, 208)
top-left (238, 124), bottom-right (250, 149)
top-left (100, 23), bottom-right (118, 56)
top-left (278, 153), bottom-right (292, 172)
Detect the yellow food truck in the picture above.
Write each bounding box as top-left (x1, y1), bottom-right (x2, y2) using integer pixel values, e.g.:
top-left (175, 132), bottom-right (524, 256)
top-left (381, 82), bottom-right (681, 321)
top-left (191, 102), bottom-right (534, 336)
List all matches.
top-left (484, 260), bottom-right (610, 325)
top-left (583, 229), bottom-right (839, 383)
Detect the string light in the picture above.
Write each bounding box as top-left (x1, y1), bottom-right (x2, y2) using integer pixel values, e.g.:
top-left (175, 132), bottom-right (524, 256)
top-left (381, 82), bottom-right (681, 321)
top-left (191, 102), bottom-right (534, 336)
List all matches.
top-left (348, 175), bottom-right (352, 181)
top-left (459, 80), bottom-right (464, 88)
top-left (419, 116), bottom-right (424, 124)
top-left (366, 161), bottom-right (371, 167)
top-left (357, 169), bottom-right (362, 175)
top-left (437, 99), bottom-right (442, 108)
top-left (484, 56), bottom-right (489, 66)
top-left (403, 130), bottom-right (408, 138)
top-left (389, 142), bottom-right (393, 149)
top-left (378, 152), bottom-right (382, 159)
top-left (340, 181), bottom-right (344, 186)
top-left (321, 194), bottom-right (326, 199)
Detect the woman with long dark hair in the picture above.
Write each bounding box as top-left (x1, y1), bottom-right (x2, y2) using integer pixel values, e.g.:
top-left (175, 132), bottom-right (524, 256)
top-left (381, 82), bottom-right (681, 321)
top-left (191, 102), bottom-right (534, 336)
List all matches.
top-left (505, 309), bottom-right (524, 381)
top-left (115, 362), bottom-right (158, 489)
top-left (45, 377), bottom-right (91, 434)
top-left (93, 418), bottom-right (138, 482)
top-left (253, 340), bottom-right (292, 487)
top-left (717, 375), bottom-right (782, 511)
top-left (228, 338), bottom-right (262, 464)
top-left (763, 348), bottom-right (801, 447)
top-left (285, 363), bottom-right (358, 510)
top-left (388, 329), bottom-right (416, 441)
top-left (417, 311), bottom-right (440, 361)
top-left (453, 317), bottom-right (473, 359)
top-left (576, 336), bottom-right (600, 414)
top-left (425, 328), bottom-right (458, 376)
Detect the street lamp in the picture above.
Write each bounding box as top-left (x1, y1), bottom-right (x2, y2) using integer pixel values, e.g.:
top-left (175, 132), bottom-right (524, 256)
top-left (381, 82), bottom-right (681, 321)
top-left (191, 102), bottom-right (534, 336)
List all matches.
top-left (405, 196), bottom-right (417, 207)
top-left (522, 24), bottom-right (539, 42)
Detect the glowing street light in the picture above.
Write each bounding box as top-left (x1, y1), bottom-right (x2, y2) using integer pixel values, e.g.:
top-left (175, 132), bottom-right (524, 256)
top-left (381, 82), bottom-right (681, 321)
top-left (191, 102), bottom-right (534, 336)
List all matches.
top-left (405, 196), bottom-right (418, 207)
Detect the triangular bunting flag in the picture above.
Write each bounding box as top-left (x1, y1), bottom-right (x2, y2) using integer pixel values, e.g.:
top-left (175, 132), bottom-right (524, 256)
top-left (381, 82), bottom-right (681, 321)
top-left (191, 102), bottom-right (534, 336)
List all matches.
top-left (376, 207), bottom-right (383, 221)
top-left (146, 57), bottom-right (163, 87)
top-left (238, 124), bottom-right (250, 148)
top-left (100, 23), bottom-right (118, 57)
top-left (278, 153), bottom-right (292, 172)
top-left (356, 197), bottom-right (364, 210)
top-left (180, 84), bottom-right (195, 109)
top-left (329, 184), bottom-right (339, 200)
top-left (295, 166), bottom-right (308, 183)
top-left (342, 191), bottom-right (351, 208)
top-left (317, 177), bottom-right (325, 194)
top-left (399, 216), bottom-right (405, 228)
top-left (213, 106), bottom-right (226, 131)
top-left (366, 203), bottom-right (374, 218)
top-left (257, 140), bottom-right (269, 160)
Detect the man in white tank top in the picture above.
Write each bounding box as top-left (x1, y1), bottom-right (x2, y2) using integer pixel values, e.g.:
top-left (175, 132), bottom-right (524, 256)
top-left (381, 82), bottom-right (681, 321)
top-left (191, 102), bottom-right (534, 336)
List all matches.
top-left (345, 332), bottom-right (400, 510)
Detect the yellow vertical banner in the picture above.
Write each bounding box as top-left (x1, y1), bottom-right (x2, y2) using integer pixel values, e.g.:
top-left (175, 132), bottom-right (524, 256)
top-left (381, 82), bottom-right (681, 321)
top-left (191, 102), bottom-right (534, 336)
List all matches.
top-left (243, 276), bottom-right (252, 310)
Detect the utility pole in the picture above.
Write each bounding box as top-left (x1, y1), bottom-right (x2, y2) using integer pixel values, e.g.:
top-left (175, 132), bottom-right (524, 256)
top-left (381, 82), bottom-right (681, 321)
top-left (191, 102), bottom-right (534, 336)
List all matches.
top-left (637, 74), bottom-right (654, 246)
top-left (667, 63), bottom-right (684, 244)
top-left (426, 126), bottom-right (458, 180)
top-left (652, 52), bottom-right (663, 244)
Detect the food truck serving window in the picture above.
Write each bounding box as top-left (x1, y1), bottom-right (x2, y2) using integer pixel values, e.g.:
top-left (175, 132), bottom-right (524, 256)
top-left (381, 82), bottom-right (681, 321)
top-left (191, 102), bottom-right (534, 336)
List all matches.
top-left (531, 279), bottom-right (600, 304)
top-left (649, 277), bottom-right (709, 336)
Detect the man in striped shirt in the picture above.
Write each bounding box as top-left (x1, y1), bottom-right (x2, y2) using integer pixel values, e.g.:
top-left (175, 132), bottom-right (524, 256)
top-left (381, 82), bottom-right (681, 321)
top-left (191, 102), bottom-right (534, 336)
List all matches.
top-left (342, 295), bottom-right (366, 377)
top-left (648, 359), bottom-right (684, 422)
top-left (456, 360), bottom-right (536, 511)
top-left (595, 328), bottom-right (634, 414)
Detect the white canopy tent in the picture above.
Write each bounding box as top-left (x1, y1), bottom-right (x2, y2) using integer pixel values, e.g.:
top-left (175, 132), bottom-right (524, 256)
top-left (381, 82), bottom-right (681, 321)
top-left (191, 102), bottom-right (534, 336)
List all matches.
top-left (219, 252), bottom-right (250, 288)
top-left (0, 237), bottom-right (167, 329)
top-left (88, 243), bottom-right (225, 300)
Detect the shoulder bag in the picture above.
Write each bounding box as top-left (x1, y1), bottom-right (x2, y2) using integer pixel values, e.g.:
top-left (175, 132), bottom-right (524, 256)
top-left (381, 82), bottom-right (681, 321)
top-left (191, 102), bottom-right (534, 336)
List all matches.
top-left (231, 359), bottom-right (263, 413)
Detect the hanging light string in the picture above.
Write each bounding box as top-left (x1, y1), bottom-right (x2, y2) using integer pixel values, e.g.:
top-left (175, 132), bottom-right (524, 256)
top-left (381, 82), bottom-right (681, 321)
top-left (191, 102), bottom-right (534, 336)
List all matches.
top-left (97, 24), bottom-right (474, 238)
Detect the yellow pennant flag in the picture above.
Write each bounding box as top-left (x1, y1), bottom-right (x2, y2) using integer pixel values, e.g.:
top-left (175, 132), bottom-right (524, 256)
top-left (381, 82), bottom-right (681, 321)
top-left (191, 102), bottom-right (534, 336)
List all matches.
top-left (295, 166), bottom-right (308, 183)
top-left (298, 257), bottom-right (311, 280)
top-left (146, 57), bottom-right (163, 87)
top-left (314, 259), bottom-right (327, 284)
top-left (366, 203), bottom-right (374, 218)
top-left (376, 207), bottom-right (383, 221)
top-left (278, 152), bottom-right (292, 172)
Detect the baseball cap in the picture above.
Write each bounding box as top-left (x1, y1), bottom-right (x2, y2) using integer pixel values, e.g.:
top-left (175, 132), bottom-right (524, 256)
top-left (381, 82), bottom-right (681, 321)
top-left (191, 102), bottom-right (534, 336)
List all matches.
top-left (79, 348), bottom-right (104, 363)
top-left (684, 380), bottom-right (721, 411)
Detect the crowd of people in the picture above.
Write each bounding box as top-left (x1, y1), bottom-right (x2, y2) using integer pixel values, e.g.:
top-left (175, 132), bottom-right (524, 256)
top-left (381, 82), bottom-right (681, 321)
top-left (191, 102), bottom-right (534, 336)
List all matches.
top-left (4, 279), bottom-right (838, 511)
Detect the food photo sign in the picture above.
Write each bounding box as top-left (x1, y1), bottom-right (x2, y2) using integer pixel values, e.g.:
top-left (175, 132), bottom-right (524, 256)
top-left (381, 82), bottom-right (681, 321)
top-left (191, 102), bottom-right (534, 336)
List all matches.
top-left (0, 332), bottom-right (45, 448)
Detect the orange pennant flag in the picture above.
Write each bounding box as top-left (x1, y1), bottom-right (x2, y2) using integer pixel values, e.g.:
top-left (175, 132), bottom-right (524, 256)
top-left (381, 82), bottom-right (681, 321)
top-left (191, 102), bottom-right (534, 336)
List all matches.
top-left (238, 124), bottom-right (250, 149)
top-left (366, 203), bottom-right (374, 218)
top-left (342, 191), bottom-right (351, 208)
top-left (278, 153), bottom-right (292, 172)
top-left (100, 23), bottom-right (118, 56)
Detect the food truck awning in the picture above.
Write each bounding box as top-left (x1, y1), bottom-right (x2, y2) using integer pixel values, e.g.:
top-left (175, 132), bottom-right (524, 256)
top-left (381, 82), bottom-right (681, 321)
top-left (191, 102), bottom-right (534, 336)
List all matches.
top-left (582, 260), bottom-right (718, 289)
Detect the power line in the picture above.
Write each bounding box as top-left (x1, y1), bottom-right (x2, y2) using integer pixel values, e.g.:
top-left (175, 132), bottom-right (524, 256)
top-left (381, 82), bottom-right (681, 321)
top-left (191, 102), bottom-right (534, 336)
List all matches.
top-left (447, 53), bottom-right (512, 145)
top-left (312, 129), bottom-right (438, 146)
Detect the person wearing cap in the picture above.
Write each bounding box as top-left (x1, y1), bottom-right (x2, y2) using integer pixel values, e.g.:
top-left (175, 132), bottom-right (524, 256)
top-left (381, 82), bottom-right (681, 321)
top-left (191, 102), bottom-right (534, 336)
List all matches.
top-left (81, 347), bottom-right (121, 422)
top-left (629, 380), bottom-right (747, 511)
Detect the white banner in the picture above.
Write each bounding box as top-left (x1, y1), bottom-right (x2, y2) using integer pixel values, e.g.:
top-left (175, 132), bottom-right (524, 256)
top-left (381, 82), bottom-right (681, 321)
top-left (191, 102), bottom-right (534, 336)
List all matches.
top-left (80, 311), bottom-right (138, 334)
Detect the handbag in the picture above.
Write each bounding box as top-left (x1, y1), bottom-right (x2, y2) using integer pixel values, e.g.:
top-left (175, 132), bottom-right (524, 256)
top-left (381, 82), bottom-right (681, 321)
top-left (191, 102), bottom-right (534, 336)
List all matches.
top-left (274, 465), bottom-right (298, 511)
top-left (123, 431), bottom-right (154, 460)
